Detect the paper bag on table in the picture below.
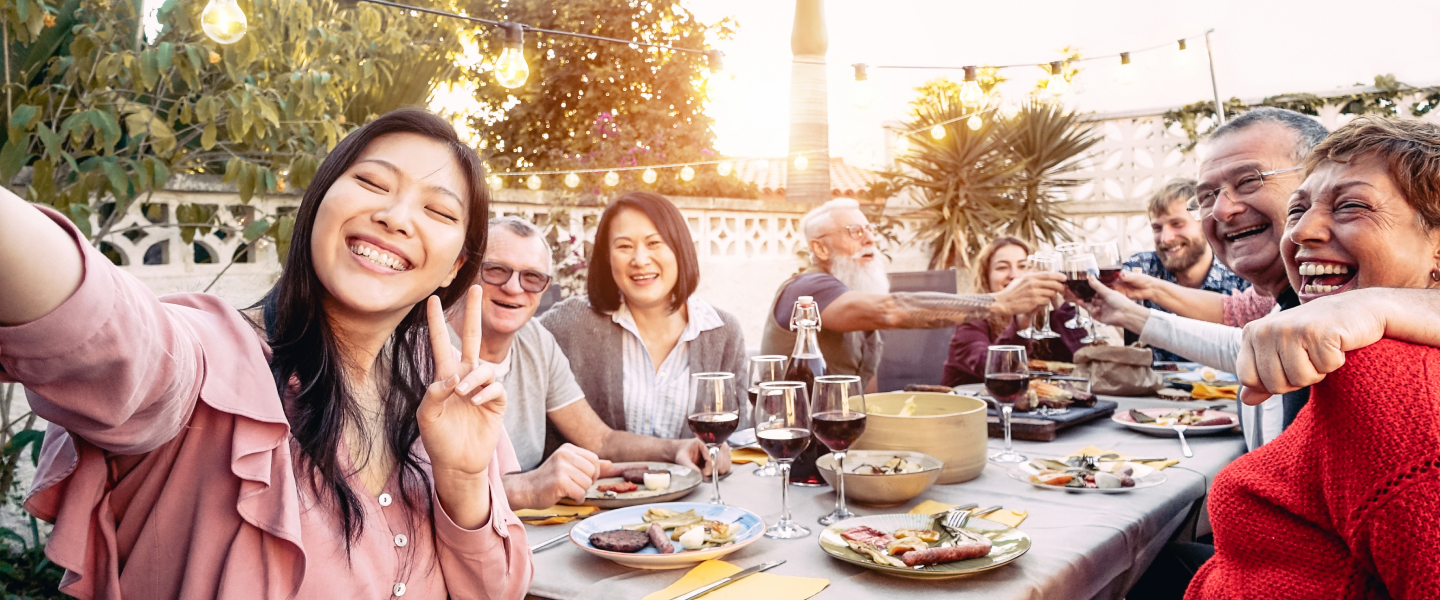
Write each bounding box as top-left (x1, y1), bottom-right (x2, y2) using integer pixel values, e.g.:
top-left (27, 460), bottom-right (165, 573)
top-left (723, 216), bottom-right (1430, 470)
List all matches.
top-left (1073, 346), bottom-right (1163, 396)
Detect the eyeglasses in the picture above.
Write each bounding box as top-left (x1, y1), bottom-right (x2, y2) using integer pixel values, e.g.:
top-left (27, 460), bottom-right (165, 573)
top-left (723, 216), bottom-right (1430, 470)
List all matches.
top-left (1186, 166), bottom-right (1304, 218)
top-left (479, 262), bottom-right (552, 293)
top-left (821, 222), bottom-right (876, 241)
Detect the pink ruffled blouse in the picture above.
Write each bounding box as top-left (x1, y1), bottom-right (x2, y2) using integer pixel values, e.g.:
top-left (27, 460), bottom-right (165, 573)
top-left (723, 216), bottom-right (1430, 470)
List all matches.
top-left (0, 207), bottom-right (532, 600)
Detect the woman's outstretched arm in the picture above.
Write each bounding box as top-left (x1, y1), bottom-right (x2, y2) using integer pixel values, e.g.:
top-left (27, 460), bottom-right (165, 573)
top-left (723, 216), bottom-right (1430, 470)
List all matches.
top-left (0, 188), bottom-right (83, 325)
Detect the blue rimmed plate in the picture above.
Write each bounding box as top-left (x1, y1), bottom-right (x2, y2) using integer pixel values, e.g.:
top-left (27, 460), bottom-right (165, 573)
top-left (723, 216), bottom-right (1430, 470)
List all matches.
top-left (569, 502), bottom-right (765, 569)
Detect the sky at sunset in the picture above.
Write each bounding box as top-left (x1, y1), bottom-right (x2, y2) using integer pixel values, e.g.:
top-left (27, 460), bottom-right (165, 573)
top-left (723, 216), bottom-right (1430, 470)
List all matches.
top-left (689, 0), bottom-right (1440, 169)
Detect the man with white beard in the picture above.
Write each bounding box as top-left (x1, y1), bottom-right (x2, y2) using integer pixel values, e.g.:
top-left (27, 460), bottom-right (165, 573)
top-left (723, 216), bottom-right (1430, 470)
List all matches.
top-left (760, 199), bottom-right (1064, 392)
top-left (1120, 179), bottom-right (1250, 362)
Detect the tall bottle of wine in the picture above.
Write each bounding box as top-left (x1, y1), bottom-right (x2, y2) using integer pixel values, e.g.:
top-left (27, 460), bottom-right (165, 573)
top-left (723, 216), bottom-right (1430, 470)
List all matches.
top-left (783, 296), bottom-right (829, 486)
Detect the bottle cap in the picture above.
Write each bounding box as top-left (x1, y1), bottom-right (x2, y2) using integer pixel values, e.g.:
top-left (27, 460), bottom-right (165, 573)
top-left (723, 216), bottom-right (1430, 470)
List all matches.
top-left (798, 295), bottom-right (814, 306)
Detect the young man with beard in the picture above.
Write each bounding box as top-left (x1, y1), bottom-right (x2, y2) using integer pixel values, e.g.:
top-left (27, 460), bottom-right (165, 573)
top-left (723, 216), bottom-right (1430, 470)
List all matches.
top-left (1120, 179), bottom-right (1250, 362)
top-left (1084, 107), bottom-right (1329, 449)
top-left (447, 217), bottom-right (727, 509)
top-left (759, 199), bottom-right (1064, 392)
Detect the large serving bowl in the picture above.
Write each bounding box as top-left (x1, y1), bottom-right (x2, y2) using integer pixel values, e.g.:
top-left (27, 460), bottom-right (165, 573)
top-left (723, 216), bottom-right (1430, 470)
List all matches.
top-left (816, 449), bottom-right (943, 506)
top-left (852, 391), bottom-right (988, 484)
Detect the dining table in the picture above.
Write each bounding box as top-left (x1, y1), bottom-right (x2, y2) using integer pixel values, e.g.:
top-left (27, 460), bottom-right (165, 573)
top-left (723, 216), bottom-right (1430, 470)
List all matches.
top-left (521, 392), bottom-right (1247, 600)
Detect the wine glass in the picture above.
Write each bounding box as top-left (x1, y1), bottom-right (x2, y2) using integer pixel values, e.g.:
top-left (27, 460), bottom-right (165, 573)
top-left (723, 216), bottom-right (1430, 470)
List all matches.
top-left (755, 381), bottom-right (812, 539)
top-left (1056, 244), bottom-right (1090, 330)
top-left (1017, 254), bottom-right (1059, 339)
top-left (985, 345), bottom-right (1030, 464)
top-left (1065, 253), bottom-right (1102, 344)
top-left (747, 355), bottom-right (788, 477)
top-left (1085, 241), bottom-right (1122, 286)
top-left (811, 375), bottom-right (866, 526)
top-left (688, 372), bottom-right (740, 505)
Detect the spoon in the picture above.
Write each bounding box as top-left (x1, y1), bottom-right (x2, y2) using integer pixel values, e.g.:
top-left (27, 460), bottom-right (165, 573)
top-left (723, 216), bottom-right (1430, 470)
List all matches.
top-left (1173, 424), bottom-right (1193, 458)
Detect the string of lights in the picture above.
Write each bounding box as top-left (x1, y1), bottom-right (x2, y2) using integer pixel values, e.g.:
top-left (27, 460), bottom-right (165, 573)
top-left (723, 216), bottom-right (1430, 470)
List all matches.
top-left (198, 0), bottom-right (723, 89)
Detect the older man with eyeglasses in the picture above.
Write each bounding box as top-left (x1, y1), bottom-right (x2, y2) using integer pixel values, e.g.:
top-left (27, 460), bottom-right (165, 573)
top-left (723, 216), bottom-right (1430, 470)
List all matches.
top-left (1082, 107), bottom-right (1330, 449)
top-left (759, 198), bottom-right (1064, 392)
top-left (447, 217), bottom-right (726, 510)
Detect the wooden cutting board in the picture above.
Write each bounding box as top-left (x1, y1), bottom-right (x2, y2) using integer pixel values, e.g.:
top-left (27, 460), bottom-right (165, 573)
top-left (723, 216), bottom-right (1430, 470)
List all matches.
top-left (985, 400), bottom-right (1118, 442)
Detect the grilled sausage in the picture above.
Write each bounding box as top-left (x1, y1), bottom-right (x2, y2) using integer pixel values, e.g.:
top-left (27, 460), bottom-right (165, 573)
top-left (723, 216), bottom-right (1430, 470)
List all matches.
top-left (899, 542), bottom-right (991, 566)
top-left (647, 523), bottom-right (674, 554)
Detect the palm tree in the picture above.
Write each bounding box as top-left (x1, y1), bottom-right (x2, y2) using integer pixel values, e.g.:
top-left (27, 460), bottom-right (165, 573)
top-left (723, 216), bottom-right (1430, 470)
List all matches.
top-left (996, 100), bottom-right (1101, 248)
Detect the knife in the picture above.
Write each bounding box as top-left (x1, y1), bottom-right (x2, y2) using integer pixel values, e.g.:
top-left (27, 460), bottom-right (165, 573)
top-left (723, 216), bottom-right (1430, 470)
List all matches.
top-left (668, 560), bottom-right (786, 600)
top-left (528, 532), bottom-right (571, 553)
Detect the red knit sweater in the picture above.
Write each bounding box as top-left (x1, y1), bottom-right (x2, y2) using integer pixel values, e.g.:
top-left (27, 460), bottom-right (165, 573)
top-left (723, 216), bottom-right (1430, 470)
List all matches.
top-left (1186, 339), bottom-right (1440, 599)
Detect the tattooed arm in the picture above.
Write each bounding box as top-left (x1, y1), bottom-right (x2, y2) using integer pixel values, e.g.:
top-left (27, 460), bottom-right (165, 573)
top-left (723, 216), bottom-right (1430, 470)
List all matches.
top-left (819, 271), bottom-right (1067, 332)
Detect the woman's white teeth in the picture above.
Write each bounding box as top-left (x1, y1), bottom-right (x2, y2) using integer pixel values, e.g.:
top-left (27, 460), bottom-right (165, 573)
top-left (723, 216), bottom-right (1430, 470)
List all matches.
top-left (631, 274), bottom-right (657, 281)
top-left (1298, 262), bottom-right (1352, 276)
top-left (1302, 283), bottom-right (1341, 294)
top-left (349, 244), bottom-right (408, 271)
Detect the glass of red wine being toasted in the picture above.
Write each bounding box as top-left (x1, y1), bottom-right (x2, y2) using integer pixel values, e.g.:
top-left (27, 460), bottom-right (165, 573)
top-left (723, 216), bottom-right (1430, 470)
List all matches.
top-left (986, 345), bottom-right (1030, 464)
top-left (1065, 253), bottom-right (1102, 344)
top-left (688, 372), bottom-right (740, 505)
top-left (755, 381), bottom-right (812, 539)
top-left (746, 355), bottom-right (788, 477)
top-left (811, 375), bottom-right (866, 526)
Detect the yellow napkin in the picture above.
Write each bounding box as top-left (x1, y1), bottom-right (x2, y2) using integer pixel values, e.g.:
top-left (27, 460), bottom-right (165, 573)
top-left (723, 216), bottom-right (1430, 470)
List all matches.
top-left (641, 560), bottom-right (828, 600)
top-left (1190, 382), bottom-right (1239, 400)
top-left (908, 500), bottom-right (1028, 528)
top-left (1072, 445), bottom-right (1178, 470)
top-left (513, 504), bottom-right (599, 525)
top-left (731, 447), bottom-right (769, 466)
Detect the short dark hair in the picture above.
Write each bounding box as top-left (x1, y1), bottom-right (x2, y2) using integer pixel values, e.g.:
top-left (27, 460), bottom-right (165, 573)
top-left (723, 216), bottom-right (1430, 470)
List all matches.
top-left (1146, 179), bottom-right (1198, 220)
top-left (587, 191), bottom-right (700, 313)
top-left (1210, 107), bottom-right (1330, 163)
top-left (1305, 114), bottom-right (1440, 229)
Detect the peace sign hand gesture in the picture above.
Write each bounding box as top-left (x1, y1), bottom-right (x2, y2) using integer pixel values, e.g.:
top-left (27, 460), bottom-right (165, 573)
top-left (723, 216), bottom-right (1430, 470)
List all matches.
top-left (418, 287), bottom-right (507, 528)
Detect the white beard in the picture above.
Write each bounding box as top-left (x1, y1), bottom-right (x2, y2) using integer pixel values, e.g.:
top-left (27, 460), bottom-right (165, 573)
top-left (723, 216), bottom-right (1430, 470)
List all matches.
top-left (830, 250), bottom-right (891, 295)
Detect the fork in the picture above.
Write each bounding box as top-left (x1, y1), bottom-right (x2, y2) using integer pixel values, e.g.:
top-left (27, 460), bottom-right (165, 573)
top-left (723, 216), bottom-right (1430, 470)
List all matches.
top-left (1173, 424), bottom-right (1193, 458)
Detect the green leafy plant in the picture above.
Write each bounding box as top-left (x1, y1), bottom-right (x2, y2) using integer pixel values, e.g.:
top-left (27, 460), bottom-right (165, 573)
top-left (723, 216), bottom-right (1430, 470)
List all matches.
top-left (879, 77), bottom-right (1097, 270)
top-left (1163, 74), bottom-right (1440, 149)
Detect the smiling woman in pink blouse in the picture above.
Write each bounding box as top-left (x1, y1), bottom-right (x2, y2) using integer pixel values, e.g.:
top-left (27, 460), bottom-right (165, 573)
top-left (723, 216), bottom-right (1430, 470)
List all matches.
top-left (0, 109), bottom-right (531, 599)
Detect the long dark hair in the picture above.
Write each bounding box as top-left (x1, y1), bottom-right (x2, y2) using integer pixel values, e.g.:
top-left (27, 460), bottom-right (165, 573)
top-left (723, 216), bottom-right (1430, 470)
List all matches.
top-left (587, 191), bottom-right (699, 313)
top-left (257, 109), bottom-right (488, 551)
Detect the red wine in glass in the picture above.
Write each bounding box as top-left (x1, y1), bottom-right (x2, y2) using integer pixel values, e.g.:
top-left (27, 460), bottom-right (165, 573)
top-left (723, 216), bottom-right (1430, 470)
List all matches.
top-left (985, 373), bottom-right (1031, 404)
top-left (1066, 271), bottom-right (1097, 301)
top-left (1097, 267), bottom-right (1122, 286)
top-left (757, 427), bottom-right (812, 461)
top-left (812, 411), bottom-right (867, 452)
top-left (688, 412), bottom-right (740, 446)
top-left (747, 387), bottom-right (760, 408)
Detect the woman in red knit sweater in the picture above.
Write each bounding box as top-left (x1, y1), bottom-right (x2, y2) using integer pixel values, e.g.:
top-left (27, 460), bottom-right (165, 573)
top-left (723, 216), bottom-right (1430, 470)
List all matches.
top-left (1187, 116), bottom-right (1440, 598)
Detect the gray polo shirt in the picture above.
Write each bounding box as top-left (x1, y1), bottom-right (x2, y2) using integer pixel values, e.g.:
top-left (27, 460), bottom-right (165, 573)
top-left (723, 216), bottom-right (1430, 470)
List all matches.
top-left (451, 320), bottom-right (585, 470)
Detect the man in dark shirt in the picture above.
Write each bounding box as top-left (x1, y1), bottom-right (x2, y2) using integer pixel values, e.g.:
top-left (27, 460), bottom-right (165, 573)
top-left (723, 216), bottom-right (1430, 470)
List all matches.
top-left (758, 198), bottom-right (1064, 392)
top-left (1123, 179), bottom-right (1250, 362)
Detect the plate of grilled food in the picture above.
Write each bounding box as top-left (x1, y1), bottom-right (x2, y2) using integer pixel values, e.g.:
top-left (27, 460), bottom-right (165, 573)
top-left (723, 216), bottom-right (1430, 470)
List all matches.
top-left (574, 462), bottom-right (702, 508)
top-left (818, 513), bottom-right (1030, 579)
top-left (570, 503), bottom-right (765, 569)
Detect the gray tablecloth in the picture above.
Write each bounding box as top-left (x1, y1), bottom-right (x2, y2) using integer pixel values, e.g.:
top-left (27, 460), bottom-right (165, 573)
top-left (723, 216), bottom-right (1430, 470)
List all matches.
top-left (523, 395), bottom-right (1245, 600)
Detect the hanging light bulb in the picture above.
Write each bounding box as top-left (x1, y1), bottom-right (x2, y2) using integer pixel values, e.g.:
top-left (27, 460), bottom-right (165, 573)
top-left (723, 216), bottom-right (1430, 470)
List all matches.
top-left (1175, 38), bottom-right (1196, 67)
top-left (642, 168), bottom-right (658, 184)
top-left (1046, 61), bottom-right (1070, 98)
top-left (851, 63), bottom-right (876, 109)
top-left (930, 124), bottom-right (946, 140)
top-left (525, 174), bottom-right (542, 190)
top-left (603, 171), bottom-right (619, 186)
top-left (1000, 99), bottom-right (1020, 120)
top-left (794, 154), bottom-right (808, 170)
top-left (704, 50), bottom-right (725, 73)
top-left (493, 23), bottom-right (530, 89)
top-left (894, 135), bottom-right (910, 156)
top-left (564, 173), bottom-right (580, 188)
top-left (680, 165), bottom-right (696, 181)
top-left (755, 158), bottom-right (769, 171)
top-left (1118, 52), bottom-right (1134, 85)
top-left (967, 114), bottom-right (983, 130)
top-left (716, 160), bottom-right (733, 177)
top-left (487, 175), bottom-right (503, 189)
top-left (959, 66), bottom-right (984, 108)
top-left (200, 0), bottom-right (248, 44)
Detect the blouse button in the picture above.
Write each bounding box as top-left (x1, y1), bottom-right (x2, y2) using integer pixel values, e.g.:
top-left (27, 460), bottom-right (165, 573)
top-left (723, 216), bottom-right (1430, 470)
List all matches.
top-left (393, 582), bottom-right (406, 596)
top-left (378, 493), bottom-right (393, 507)
top-left (394, 533), bottom-right (408, 547)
